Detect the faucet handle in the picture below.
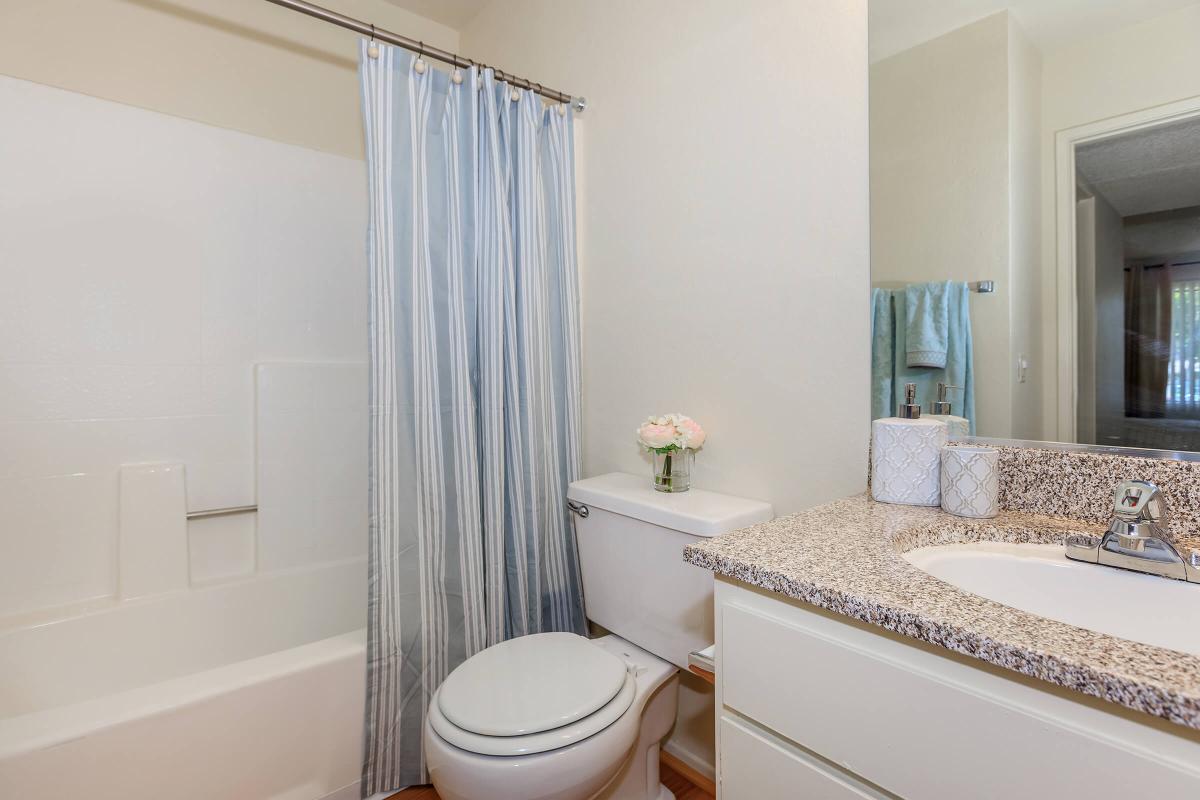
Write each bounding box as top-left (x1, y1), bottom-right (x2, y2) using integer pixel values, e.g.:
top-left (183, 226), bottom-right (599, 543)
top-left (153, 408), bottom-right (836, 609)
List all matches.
top-left (1112, 480), bottom-right (1167, 524)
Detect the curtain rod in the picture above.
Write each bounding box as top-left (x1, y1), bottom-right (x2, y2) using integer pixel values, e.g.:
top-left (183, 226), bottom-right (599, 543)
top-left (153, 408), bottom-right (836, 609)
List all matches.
top-left (261, 0), bottom-right (586, 111)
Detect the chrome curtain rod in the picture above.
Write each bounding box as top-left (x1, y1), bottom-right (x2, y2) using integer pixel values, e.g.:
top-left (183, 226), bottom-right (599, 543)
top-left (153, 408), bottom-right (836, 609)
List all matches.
top-left (261, 0), bottom-right (586, 111)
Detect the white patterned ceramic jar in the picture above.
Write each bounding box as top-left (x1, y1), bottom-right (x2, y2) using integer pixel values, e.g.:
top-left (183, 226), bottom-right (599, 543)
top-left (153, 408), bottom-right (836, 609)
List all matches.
top-left (871, 418), bottom-right (948, 506)
top-left (940, 445), bottom-right (999, 518)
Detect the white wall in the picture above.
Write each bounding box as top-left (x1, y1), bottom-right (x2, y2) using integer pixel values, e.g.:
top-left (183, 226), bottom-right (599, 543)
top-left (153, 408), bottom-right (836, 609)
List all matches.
top-left (1007, 17), bottom-right (1044, 440)
top-left (1039, 2), bottom-right (1200, 438)
top-left (870, 13), bottom-right (1014, 437)
top-left (0, 0), bottom-right (458, 158)
top-left (463, 0), bottom-right (870, 513)
top-left (461, 0), bottom-right (869, 779)
top-left (0, 76), bottom-right (367, 619)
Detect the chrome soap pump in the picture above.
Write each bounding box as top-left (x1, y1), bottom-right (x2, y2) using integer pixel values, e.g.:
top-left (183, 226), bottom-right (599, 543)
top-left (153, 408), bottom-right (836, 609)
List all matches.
top-left (927, 382), bottom-right (969, 437)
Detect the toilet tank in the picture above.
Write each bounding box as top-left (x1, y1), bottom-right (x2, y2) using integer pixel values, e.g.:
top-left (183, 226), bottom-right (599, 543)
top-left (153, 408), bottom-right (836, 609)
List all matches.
top-left (567, 473), bottom-right (773, 669)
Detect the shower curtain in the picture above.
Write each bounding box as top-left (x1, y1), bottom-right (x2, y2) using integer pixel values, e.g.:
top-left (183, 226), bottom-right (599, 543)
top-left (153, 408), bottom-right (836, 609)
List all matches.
top-left (359, 42), bottom-right (586, 793)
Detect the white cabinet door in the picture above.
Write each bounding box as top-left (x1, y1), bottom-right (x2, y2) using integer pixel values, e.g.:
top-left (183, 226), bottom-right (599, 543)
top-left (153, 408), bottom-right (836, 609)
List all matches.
top-left (721, 715), bottom-right (886, 800)
top-left (718, 582), bottom-right (1200, 800)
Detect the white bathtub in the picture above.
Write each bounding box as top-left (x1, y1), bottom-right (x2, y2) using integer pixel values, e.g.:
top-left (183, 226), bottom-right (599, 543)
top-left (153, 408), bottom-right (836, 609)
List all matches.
top-left (0, 559), bottom-right (366, 800)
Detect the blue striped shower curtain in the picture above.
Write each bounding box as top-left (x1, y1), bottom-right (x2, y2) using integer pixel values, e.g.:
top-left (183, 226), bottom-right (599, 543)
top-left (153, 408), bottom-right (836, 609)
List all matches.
top-left (359, 43), bottom-right (586, 793)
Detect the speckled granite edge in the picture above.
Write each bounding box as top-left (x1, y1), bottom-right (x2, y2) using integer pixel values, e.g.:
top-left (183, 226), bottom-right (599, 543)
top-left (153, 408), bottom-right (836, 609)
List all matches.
top-left (685, 497), bottom-right (1200, 730)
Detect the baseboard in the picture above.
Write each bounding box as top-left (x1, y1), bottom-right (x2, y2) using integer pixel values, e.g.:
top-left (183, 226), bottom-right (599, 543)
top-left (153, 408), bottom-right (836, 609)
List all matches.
top-left (317, 781), bottom-right (363, 800)
top-left (661, 742), bottom-right (716, 795)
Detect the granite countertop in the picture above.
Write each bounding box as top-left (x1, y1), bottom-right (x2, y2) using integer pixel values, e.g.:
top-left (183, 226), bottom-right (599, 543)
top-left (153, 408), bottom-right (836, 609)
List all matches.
top-left (683, 494), bottom-right (1200, 729)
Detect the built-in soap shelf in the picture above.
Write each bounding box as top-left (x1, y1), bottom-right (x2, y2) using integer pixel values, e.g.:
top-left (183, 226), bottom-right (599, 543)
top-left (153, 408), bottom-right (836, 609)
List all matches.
top-left (117, 462), bottom-right (257, 599)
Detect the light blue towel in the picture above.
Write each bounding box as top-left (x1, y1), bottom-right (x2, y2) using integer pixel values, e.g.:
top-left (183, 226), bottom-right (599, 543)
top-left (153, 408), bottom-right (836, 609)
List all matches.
top-left (905, 281), bottom-right (953, 368)
top-left (871, 283), bottom-right (975, 435)
top-left (871, 288), bottom-right (894, 421)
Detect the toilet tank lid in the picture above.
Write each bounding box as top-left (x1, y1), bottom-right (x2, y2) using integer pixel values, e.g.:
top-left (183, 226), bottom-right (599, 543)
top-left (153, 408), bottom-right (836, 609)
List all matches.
top-left (567, 473), bottom-right (773, 537)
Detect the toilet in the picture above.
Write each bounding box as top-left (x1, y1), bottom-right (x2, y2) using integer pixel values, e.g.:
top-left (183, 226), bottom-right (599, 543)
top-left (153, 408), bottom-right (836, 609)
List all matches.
top-left (424, 472), bottom-right (773, 800)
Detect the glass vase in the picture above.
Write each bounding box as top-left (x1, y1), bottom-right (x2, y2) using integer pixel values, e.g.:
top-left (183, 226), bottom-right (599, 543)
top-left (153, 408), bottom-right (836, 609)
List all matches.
top-left (652, 448), bottom-right (693, 493)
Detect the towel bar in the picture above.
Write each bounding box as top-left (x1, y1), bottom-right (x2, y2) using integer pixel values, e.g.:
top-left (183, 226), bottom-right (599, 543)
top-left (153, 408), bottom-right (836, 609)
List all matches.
top-left (186, 505), bottom-right (257, 520)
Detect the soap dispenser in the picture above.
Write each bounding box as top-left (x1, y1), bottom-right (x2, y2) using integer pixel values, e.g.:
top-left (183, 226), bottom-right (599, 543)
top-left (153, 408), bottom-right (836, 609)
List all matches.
top-left (871, 383), bottom-right (948, 506)
top-left (926, 382), bottom-right (970, 438)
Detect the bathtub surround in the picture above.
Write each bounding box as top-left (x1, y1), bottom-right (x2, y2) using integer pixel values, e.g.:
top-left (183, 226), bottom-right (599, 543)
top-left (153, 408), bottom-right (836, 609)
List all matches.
top-left (0, 75), bottom-right (367, 621)
top-left (256, 363), bottom-right (368, 573)
top-left (360, 44), bottom-right (585, 792)
top-left (0, 71), bottom-right (370, 797)
top-left (117, 464), bottom-right (190, 600)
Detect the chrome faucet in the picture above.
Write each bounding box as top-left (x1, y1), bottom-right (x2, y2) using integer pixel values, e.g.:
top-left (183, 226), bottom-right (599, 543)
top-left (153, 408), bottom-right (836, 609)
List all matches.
top-left (1065, 480), bottom-right (1200, 583)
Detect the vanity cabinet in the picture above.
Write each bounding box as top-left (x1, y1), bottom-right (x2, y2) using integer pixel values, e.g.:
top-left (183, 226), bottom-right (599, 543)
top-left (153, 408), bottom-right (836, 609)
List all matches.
top-left (714, 578), bottom-right (1200, 799)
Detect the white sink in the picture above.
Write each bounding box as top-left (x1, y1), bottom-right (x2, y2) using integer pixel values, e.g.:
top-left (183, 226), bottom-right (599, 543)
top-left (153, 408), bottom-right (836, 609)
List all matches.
top-left (904, 542), bottom-right (1200, 656)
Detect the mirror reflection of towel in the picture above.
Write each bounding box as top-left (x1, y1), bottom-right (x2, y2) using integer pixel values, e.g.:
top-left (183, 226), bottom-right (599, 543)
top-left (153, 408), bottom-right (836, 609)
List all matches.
top-left (871, 282), bottom-right (975, 435)
top-left (905, 281), bottom-right (952, 368)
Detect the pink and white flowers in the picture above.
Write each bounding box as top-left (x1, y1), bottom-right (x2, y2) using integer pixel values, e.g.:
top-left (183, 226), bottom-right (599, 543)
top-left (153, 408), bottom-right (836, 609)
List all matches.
top-left (636, 413), bottom-right (706, 453)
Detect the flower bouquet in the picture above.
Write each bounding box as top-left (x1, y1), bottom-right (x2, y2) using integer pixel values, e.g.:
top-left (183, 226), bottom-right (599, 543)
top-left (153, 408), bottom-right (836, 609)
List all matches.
top-left (637, 413), bottom-right (706, 493)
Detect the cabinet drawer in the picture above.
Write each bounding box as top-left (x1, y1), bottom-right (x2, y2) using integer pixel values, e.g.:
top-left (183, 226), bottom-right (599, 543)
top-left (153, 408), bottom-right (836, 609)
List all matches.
top-left (719, 594), bottom-right (1200, 799)
top-left (721, 715), bottom-right (884, 800)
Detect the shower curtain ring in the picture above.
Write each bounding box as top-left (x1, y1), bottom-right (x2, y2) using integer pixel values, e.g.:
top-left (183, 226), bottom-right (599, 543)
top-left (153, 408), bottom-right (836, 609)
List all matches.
top-left (367, 24), bottom-right (379, 59)
top-left (451, 53), bottom-right (463, 85)
top-left (414, 41), bottom-right (426, 74)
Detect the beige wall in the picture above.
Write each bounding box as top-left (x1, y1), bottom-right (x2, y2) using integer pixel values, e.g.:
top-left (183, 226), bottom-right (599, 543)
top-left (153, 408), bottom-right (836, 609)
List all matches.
top-left (0, 0), bottom-right (458, 158)
top-left (1038, 3), bottom-right (1200, 438)
top-left (462, 0), bottom-right (870, 512)
top-left (870, 13), bottom-right (1015, 437)
top-left (462, 0), bottom-right (869, 777)
top-left (1007, 17), bottom-right (1043, 440)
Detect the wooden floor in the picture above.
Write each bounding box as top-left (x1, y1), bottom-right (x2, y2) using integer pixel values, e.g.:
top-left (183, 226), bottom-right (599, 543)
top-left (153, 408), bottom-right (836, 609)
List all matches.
top-left (388, 758), bottom-right (714, 800)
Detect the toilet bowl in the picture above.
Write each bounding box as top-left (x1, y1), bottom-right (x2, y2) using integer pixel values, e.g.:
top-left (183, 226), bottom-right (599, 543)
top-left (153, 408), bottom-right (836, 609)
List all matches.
top-left (424, 473), bottom-right (774, 800)
top-left (424, 634), bottom-right (678, 800)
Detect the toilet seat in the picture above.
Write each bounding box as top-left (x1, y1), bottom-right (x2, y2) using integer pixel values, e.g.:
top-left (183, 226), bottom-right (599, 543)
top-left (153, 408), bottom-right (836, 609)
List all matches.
top-left (438, 632), bottom-right (629, 736)
top-left (428, 670), bottom-right (636, 756)
top-left (428, 632), bottom-right (638, 757)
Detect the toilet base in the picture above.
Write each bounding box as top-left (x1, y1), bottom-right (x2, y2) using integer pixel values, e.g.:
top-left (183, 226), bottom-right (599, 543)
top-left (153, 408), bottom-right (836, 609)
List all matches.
top-left (426, 636), bottom-right (679, 800)
top-left (591, 663), bottom-right (679, 800)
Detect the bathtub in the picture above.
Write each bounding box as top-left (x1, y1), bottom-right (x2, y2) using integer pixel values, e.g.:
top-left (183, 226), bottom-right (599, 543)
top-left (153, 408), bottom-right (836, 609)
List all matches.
top-left (0, 558), bottom-right (366, 800)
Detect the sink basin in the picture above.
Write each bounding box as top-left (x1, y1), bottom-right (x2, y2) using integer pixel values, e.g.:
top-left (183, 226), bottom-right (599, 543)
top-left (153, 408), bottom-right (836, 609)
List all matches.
top-left (904, 542), bottom-right (1200, 656)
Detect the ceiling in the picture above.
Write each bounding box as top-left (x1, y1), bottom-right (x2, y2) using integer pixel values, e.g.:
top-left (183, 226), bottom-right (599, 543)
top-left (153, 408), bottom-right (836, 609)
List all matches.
top-left (869, 0), bottom-right (1199, 63)
top-left (1076, 116), bottom-right (1200, 217)
top-left (1124, 207), bottom-right (1200, 259)
top-left (382, 0), bottom-right (489, 30)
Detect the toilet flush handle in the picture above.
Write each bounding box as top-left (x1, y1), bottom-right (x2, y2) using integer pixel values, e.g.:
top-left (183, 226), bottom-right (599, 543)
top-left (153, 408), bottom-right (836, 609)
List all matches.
top-left (566, 500), bottom-right (589, 518)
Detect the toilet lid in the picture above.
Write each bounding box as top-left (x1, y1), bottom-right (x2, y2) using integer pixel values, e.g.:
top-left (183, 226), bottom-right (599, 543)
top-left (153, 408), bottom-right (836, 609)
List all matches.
top-left (428, 670), bottom-right (636, 756)
top-left (437, 632), bottom-right (629, 737)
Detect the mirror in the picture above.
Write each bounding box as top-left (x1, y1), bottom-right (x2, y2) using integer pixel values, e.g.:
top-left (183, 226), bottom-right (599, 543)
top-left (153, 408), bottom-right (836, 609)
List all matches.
top-left (868, 3), bottom-right (1200, 452)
